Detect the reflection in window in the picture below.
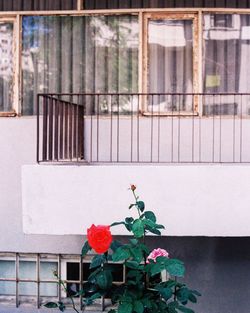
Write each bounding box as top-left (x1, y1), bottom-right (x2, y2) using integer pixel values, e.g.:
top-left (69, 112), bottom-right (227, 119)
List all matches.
top-left (22, 15), bottom-right (139, 115)
top-left (148, 19), bottom-right (194, 112)
top-left (203, 14), bottom-right (250, 115)
top-left (0, 22), bottom-right (13, 112)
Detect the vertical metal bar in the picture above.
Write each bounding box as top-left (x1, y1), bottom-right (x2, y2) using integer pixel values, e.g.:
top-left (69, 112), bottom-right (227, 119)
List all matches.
top-left (212, 94), bottom-right (215, 163)
top-left (199, 94), bottom-right (202, 163)
top-left (233, 94), bottom-right (236, 163)
top-left (97, 95), bottom-right (100, 162)
top-left (171, 93), bottom-right (174, 163)
top-left (110, 95), bottom-right (113, 162)
top-left (157, 94), bottom-right (160, 163)
top-left (178, 94), bottom-right (181, 163)
top-left (69, 102), bottom-right (73, 160)
top-left (58, 255), bottom-right (61, 304)
top-left (42, 96), bottom-right (48, 161)
top-left (37, 94), bottom-right (40, 163)
top-left (79, 255), bottom-right (83, 310)
top-left (37, 254), bottom-right (40, 309)
top-left (219, 94), bottom-right (222, 163)
top-left (137, 94), bottom-right (140, 162)
top-left (54, 98), bottom-right (59, 161)
top-left (90, 97), bottom-right (93, 162)
top-left (117, 94), bottom-right (120, 162)
top-left (48, 97), bottom-right (54, 161)
top-left (15, 253), bottom-right (19, 308)
top-left (150, 94), bottom-right (153, 162)
top-left (59, 99), bottom-right (64, 160)
top-left (240, 94), bottom-right (243, 162)
top-left (73, 104), bottom-right (77, 159)
top-left (130, 95), bottom-right (133, 162)
top-left (79, 104), bottom-right (84, 160)
top-left (64, 102), bottom-right (69, 160)
top-left (192, 94), bottom-right (195, 163)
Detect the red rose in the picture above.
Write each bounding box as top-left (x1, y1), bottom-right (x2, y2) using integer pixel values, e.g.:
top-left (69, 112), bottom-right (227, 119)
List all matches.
top-left (87, 224), bottom-right (112, 254)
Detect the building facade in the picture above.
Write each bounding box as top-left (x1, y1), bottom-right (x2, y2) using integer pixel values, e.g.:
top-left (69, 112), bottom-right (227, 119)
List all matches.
top-left (1, 0), bottom-right (250, 312)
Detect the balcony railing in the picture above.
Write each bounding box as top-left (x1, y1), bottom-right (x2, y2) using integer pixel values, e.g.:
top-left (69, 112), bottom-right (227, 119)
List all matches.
top-left (37, 93), bottom-right (250, 164)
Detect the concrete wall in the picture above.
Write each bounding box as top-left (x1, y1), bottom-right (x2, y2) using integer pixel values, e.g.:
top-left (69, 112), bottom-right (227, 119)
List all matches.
top-left (0, 117), bottom-right (84, 254)
top-left (22, 163), bottom-right (250, 236)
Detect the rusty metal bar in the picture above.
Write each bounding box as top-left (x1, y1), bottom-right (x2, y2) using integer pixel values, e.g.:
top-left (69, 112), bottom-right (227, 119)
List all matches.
top-left (36, 92), bottom-right (250, 164)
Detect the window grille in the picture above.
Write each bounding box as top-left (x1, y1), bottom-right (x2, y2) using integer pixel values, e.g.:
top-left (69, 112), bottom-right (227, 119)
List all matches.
top-left (0, 252), bottom-right (124, 310)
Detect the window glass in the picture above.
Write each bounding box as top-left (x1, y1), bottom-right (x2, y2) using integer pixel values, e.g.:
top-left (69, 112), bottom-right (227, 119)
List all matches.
top-left (203, 14), bottom-right (250, 115)
top-left (148, 18), bottom-right (194, 112)
top-left (0, 22), bottom-right (14, 112)
top-left (22, 15), bottom-right (139, 115)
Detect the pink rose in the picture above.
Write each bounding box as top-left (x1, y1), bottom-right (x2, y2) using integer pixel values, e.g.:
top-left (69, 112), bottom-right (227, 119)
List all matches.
top-left (146, 248), bottom-right (169, 263)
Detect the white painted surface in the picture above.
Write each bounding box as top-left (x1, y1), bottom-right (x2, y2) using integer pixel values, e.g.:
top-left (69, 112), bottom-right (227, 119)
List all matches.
top-left (22, 164), bottom-right (250, 236)
top-left (0, 117), bottom-right (85, 253)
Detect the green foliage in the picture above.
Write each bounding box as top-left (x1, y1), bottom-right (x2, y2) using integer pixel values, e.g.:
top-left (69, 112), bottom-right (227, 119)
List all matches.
top-left (46, 186), bottom-right (200, 313)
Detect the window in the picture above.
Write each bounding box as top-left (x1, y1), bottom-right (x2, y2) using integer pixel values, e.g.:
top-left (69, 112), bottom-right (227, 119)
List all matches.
top-left (144, 13), bottom-right (198, 113)
top-left (203, 14), bottom-right (250, 115)
top-left (0, 253), bottom-right (124, 309)
top-left (0, 10), bottom-right (249, 116)
top-left (21, 15), bottom-right (139, 115)
top-left (0, 20), bottom-right (14, 113)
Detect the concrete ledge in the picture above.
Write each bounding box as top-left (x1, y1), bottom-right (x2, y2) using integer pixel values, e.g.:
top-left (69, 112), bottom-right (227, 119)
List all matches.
top-left (22, 164), bottom-right (250, 236)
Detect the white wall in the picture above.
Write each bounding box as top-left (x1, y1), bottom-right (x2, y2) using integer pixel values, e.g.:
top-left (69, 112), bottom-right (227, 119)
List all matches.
top-left (0, 117), bottom-right (84, 253)
top-left (22, 164), bottom-right (250, 236)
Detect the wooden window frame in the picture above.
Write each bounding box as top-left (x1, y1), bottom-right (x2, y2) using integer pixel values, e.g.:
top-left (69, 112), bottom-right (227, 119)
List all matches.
top-left (141, 12), bottom-right (199, 115)
top-left (0, 16), bottom-right (18, 116)
top-left (0, 8), bottom-right (249, 116)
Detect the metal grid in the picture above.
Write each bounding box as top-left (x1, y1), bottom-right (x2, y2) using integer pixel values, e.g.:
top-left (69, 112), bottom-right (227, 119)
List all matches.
top-left (0, 252), bottom-right (124, 310)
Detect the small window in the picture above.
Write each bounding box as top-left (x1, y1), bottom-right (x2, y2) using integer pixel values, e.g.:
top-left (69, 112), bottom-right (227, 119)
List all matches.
top-left (0, 21), bottom-right (14, 113)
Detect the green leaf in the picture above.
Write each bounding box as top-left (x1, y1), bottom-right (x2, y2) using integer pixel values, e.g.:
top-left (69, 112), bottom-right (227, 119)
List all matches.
top-left (81, 241), bottom-right (91, 257)
top-left (125, 260), bottom-right (141, 269)
top-left (129, 204), bottom-right (135, 209)
top-left (158, 287), bottom-right (173, 300)
top-left (146, 226), bottom-right (161, 235)
top-left (188, 293), bottom-right (197, 303)
top-left (178, 306), bottom-right (195, 313)
top-left (136, 201), bottom-right (145, 212)
top-left (155, 224), bottom-right (165, 229)
top-left (150, 262), bottom-right (164, 276)
top-left (118, 302), bottom-right (133, 313)
top-left (108, 310), bottom-right (117, 313)
top-left (191, 289), bottom-right (201, 296)
top-left (143, 218), bottom-right (156, 228)
top-left (130, 238), bottom-right (138, 246)
top-left (177, 288), bottom-right (190, 303)
top-left (110, 240), bottom-right (123, 252)
top-left (90, 255), bottom-right (105, 269)
top-left (110, 221), bottom-right (125, 227)
top-left (44, 302), bottom-right (58, 308)
top-left (85, 292), bottom-right (102, 305)
top-left (165, 259), bottom-right (185, 277)
top-left (133, 300), bottom-right (144, 313)
top-left (143, 211), bottom-right (156, 223)
top-left (132, 219), bottom-right (144, 238)
top-left (130, 247), bottom-right (143, 263)
top-left (126, 217), bottom-right (134, 224)
top-left (58, 302), bottom-right (65, 312)
top-left (112, 247), bottom-right (130, 262)
top-left (96, 270), bottom-right (113, 289)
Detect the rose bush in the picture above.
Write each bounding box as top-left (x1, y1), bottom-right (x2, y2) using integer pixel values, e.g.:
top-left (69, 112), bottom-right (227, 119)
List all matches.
top-left (46, 185), bottom-right (200, 313)
top-left (87, 224), bottom-right (112, 254)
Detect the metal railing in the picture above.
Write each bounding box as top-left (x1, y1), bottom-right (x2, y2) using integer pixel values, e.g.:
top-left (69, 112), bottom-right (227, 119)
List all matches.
top-left (0, 252), bottom-right (124, 310)
top-left (37, 93), bottom-right (250, 164)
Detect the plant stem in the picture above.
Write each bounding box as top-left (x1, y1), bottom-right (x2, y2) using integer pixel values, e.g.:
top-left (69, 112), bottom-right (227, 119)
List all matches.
top-left (55, 272), bottom-right (80, 313)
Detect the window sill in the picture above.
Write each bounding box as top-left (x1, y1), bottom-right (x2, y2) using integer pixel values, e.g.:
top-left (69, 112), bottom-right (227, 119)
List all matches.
top-left (0, 111), bottom-right (17, 117)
